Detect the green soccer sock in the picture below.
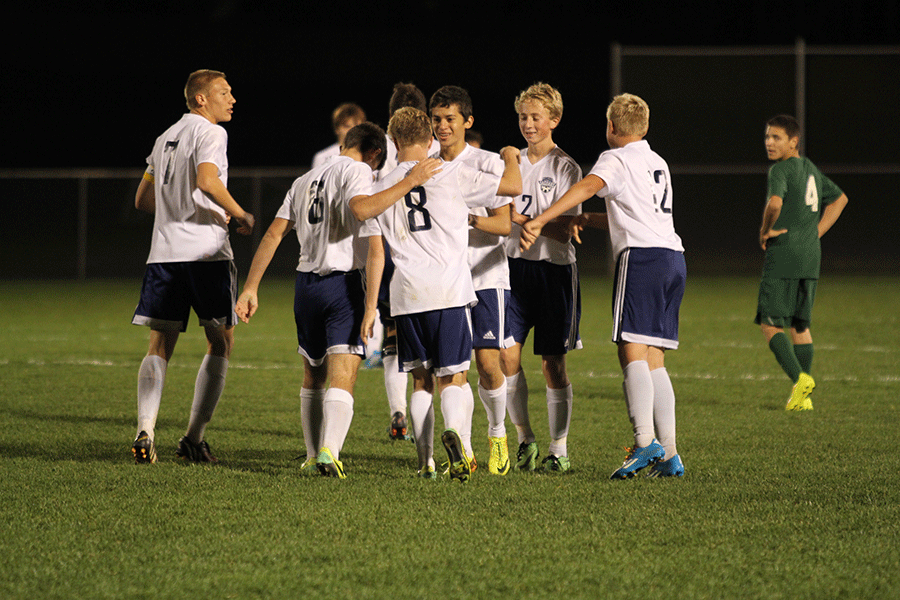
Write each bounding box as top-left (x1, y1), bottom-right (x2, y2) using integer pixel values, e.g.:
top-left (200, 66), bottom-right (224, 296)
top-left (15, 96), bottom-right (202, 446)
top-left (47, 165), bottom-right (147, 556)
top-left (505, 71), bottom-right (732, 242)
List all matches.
top-left (794, 343), bottom-right (814, 375)
top-left (768, 332), bottom-right (803, 383)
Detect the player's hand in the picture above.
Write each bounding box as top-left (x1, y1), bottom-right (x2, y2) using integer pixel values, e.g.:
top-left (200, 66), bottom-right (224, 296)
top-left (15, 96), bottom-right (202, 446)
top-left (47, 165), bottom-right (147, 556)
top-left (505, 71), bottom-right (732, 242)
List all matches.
top-left (520, 219), bottom-right (542, 251)
top-left (568, 214), bottom-right (590, 244)
top-left (235, 290), bottom-right (258, 324)
top-left (360, 308), bottom-right (377, 345)
top-left (760, 228), bottom-right (787, 250)
top-left (407, 158), bottom-right (442, 187)
top-left (499, 146), bottom-right (521, 163)
top-left (509, 203), bottom-right (528, 226)
top-left (235, 212), bottom-right (255, 236)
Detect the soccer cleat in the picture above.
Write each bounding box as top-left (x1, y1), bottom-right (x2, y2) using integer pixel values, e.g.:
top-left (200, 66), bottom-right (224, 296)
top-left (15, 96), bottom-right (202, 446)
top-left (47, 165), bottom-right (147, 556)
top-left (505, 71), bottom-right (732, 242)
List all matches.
top-left (316, 447), bottom-right (346, 479)
top-left (785, 372), bottom-right (815, 411)
top-left (298, 456), bottom-right (319, 476)
top-left (388, 411), bottom-right (412, 441)
top-left (468, 453), bottom-right (477, 473)
top-left (417, 465), bottom-right (438, 480)
top-left (175, 436), bottom-right (218, 463)
top-left (441, 429), bottom-right (471, 483)
top-left (541, 454), bottom-right (571, 473)
top-left (610, 439), bottom-right (664, 479)
top-left (488, 435), bottom-right (510, 475)
top-left (647, 454), bottom-right (685, 478)
top-left (132, 431), bottom-right (157, 464)
top-left (515, 441), bottom-right (539, 471)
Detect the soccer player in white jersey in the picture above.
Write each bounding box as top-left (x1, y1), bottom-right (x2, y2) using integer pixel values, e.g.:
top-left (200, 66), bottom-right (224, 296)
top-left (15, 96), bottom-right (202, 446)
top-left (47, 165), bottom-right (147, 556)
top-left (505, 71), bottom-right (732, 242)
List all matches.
top-left (521, 93), bottom-right (687, 479)
top-left (501, 83), bottom-right (583, 474)
top-left (235, 122), bottom-right (440, 479)
top-left (310, 103), bottom-right (366, 169)
top-left (372, 83), bottom-right (442, 444)
top-left (360, 107), bottom-right (521, 482)
top-left (429, 85), bottom-right (522, 476)
top-left (131, 70), bottom-right (255, 464)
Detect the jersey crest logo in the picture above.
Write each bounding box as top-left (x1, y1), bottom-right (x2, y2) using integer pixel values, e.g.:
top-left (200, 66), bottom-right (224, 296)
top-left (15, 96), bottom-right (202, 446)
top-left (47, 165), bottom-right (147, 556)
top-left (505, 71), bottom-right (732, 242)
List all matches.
top-left (539, 177), bottom-right (556, 194)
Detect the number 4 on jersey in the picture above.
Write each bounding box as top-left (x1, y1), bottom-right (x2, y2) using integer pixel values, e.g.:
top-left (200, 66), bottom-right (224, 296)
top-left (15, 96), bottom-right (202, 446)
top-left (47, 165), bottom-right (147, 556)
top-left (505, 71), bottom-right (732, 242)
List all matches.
top-left (804, 175), bottom-right (819, 212)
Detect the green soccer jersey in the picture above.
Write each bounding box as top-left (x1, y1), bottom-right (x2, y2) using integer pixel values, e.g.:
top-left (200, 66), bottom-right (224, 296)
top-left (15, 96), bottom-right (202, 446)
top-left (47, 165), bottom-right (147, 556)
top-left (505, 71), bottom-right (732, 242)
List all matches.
top-left (763, 156), bottom-right (843, 279)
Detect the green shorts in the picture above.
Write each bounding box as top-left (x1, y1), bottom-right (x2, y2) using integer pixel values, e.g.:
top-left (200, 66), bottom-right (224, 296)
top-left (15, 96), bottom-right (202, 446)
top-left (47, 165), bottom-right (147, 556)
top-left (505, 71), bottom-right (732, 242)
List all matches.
top-left (754, 278), bottom-right (817, 330)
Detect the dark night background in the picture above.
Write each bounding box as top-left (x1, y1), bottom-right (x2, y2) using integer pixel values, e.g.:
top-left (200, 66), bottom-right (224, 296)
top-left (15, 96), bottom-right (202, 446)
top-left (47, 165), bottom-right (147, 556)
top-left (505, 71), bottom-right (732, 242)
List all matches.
top-left (1, 1), bottom-right (898, 277)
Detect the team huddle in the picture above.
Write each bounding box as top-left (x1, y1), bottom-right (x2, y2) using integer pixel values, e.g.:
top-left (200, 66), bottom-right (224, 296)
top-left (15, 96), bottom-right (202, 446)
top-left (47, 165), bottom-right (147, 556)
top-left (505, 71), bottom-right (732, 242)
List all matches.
top-left (129, 70), bottom-right (847, 481)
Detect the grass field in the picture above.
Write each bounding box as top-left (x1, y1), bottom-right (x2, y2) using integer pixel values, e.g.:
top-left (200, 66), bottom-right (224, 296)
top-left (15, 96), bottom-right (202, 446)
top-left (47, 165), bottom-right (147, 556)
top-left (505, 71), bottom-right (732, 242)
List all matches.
top-left (1, 275), bottom-right (898, 599)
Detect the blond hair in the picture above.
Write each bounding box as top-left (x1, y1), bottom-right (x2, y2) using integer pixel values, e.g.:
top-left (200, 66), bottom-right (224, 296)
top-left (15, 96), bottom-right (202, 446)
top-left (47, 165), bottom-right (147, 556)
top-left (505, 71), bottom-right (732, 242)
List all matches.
top-left (606, 93), bottom-right (649, 137)
top-left (514, 82), bottom-right (563, 121)
top-left (184, 69), bottom-right (227, 110)
top-left (388, 107), bottom-right (433, 148)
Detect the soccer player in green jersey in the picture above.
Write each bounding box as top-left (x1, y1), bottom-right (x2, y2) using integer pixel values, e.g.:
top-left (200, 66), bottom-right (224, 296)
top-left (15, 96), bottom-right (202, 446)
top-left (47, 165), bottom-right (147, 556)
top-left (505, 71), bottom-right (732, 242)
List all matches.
top-left (756, 115), bottom-right (848, 411)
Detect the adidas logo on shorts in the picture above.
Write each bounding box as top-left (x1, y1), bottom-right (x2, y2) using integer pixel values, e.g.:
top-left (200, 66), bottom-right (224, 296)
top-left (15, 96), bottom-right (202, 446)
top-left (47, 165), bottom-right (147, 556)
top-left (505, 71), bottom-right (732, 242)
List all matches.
top-left (483, 331), bottom-right (496, 340)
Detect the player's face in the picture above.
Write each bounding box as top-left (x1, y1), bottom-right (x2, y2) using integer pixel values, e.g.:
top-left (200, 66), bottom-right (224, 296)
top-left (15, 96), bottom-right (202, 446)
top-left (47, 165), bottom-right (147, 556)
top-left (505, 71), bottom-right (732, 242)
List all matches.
top-left (200, 78), bottom-right (235, 124)
top-left (431, 105), bottom-right (473, 149)
top-left (518, 101), bottom-right (559, 147)
top-left (764, 125), bottom-right (798, 161)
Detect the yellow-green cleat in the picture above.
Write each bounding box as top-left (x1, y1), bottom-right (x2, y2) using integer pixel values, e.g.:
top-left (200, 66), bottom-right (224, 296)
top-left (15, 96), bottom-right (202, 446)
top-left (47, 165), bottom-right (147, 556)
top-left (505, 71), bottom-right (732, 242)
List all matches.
top-left (785, 373), bottom-right (815, 411)
top-left (441, 429), bottom-right (471, 483)
top-left (488, 435), bottom-right (510, 475)
top-left (316, 447), bottom-right (346, 479)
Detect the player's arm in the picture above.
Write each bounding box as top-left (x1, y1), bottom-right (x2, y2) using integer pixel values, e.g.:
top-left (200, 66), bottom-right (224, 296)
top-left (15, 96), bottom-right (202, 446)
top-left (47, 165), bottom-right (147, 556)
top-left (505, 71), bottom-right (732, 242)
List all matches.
top-left (361, 235), bottom-right (385, 345)
top-left (496, 147), bottom-right (523, 197)
top-left (818, 193), bottom-right (848, 238)
top-left (135, 170), bottom-right (155, 213)
top-left (235, 217), bottom-right (293, 323)
top-left (521, 174), bottom-right (606, 251)
top-left (469, 202), bottom-right (511, 236)
top-left (759, 194), bottom-right (787, 250)
top-left (349, 158), bottom-right (443, 221)
top-left (568, 212), bottom-right (609, 244)
top-left (196, 162), bottom-right (255, 235)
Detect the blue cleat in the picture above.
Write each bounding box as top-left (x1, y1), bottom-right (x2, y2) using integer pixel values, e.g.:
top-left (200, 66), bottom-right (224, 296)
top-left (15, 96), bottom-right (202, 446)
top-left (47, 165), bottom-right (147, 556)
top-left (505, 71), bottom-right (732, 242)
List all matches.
top-left (646, 454), bottom-right (685, 478)
top-left (610, 439), bottom-right (664, 479)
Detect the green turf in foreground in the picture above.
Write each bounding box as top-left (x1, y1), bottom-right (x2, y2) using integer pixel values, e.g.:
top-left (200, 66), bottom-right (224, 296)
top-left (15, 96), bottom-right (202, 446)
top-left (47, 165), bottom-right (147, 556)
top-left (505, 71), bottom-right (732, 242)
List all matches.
top-left (1, 277), bottom-right (898, 599)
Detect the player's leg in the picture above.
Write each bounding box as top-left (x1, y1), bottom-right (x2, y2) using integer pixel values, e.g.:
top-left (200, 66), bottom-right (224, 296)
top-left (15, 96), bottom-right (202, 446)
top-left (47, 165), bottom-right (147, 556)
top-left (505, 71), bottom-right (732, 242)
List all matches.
top-left (317, 352), bottom-right (362, 479)
top-left (299, 358), bottom-right (327, 472)
top-left (408, 367), bottom-right (436, 476)
top-left (381, 319), bottom-right (411, 440)
top-left (504, 259), bottom-right (539, 470)
top-left (541, 354), bottom-right (572, 472)
top-left (438, 371), bottom-right (473, 483)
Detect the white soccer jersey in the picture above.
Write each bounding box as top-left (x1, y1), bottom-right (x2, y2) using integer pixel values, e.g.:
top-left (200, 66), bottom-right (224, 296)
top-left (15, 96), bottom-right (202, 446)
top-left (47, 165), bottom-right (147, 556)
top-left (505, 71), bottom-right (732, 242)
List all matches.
top-left (589, 140), bottom-right (684, 259)
top-left (434, 144), bottom-right (511, 290)
top-left (276, 155), bottom-right (373, 274)
top-left (311, 142), bottom-right (340, 169)
top-left (145, 113), bottom-right (233, 263)
top-left (361, 160), bottom-right (502, 316)
top-left (506, 146), bottom-right (583, 265)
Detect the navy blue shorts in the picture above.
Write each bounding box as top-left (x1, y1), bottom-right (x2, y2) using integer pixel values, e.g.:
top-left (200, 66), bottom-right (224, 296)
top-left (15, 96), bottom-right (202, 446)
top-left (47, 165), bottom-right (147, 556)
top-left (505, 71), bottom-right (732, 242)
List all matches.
top-left (294, 269), bottom-right (365, 366)
top-left (471, 288), bottom-right (511, 349)
top-left (612, 247), bottom-right (686, 349)
top-left (132, 261), bottom-right (237, 332)
top-left (396, 306), bottom-right (472, 377)
top-left (377, 242), bottom-right (395, 327)
top-left (507, 257), bottom-right (582, 356)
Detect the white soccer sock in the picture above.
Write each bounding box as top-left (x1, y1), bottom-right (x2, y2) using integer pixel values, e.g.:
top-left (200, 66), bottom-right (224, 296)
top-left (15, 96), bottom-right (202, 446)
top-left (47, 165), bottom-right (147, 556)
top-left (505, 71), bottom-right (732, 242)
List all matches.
top-left (505, 371), bottom-right (534, 444)
top-left (478, 381), bottom-right (507, 438)
top-left (185, 354), bottom-right (228, 444)
top-left (300, 387), bottom-right (325, 459)
top-left (321, 388), bottom-right (354, 458)
top-left (459, 382), bottom-right (475, 456)
top-left (651, 367), bottom-right (678, 460)
top-left (623, 360), bottom-right (655, 448)
top-left (546, 384), bottom-right (572, 457)
top-left (409, 389), bottom-right (435, 470)
top-left (383, 353), bottom-right (408, 416)
top-left (440, 384), bottom-right (467, 436)
top-left (137, 355), bottom-right (167, 440)
top-left (367, 312), bottom-right (384, 360)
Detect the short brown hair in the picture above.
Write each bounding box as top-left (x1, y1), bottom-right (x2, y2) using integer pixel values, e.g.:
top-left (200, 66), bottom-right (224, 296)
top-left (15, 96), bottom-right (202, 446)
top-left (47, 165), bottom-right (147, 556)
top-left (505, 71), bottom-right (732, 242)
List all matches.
top-left (606, 93), bottom-right (649, 137)
top-left (332, 103), bottom-right (366, 131)
top-left (343, 122), bottom-right (387, 171)
top-left (388, 107), bottom-right (433, 148)
top-left (389, 83), bottom-right (428, 117)
top-left (766, 114), bottom-right (801, 140)
top-left (184, 69), bottom-right (227, 110)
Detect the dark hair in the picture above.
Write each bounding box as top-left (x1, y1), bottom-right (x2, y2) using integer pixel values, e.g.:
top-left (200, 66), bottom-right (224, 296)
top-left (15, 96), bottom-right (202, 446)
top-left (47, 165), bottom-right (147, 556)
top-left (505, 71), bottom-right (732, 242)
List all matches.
top-left (389, 83), bottom-right (427, 117)
top-left (343, 122), bottom-right (387, 170)
top-left (429, 85), bottom-right (473, 120)
top-left (766, 114), bottom-right (801, 139)
top-left (332, 103), bottom-right (366, 130)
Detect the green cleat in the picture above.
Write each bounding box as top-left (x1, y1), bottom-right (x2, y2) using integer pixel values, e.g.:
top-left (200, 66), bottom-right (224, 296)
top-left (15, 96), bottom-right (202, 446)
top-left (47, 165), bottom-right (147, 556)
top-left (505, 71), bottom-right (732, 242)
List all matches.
top-left (541, 454), bottom-right (571, 473)
top-left (298, 456), bottom-right (319, 476)
top-left (441, 429), bottom-right (470, 483)
top-left (515, 441), bottom-right (539, 471)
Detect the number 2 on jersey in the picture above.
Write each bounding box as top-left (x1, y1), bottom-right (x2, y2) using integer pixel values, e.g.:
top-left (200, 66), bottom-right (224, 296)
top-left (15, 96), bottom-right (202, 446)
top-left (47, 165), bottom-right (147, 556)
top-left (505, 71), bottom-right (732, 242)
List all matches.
top-left (653, 170), bottom-right (671, 214)
top-left (405, 187), bottom-right (432, 232)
